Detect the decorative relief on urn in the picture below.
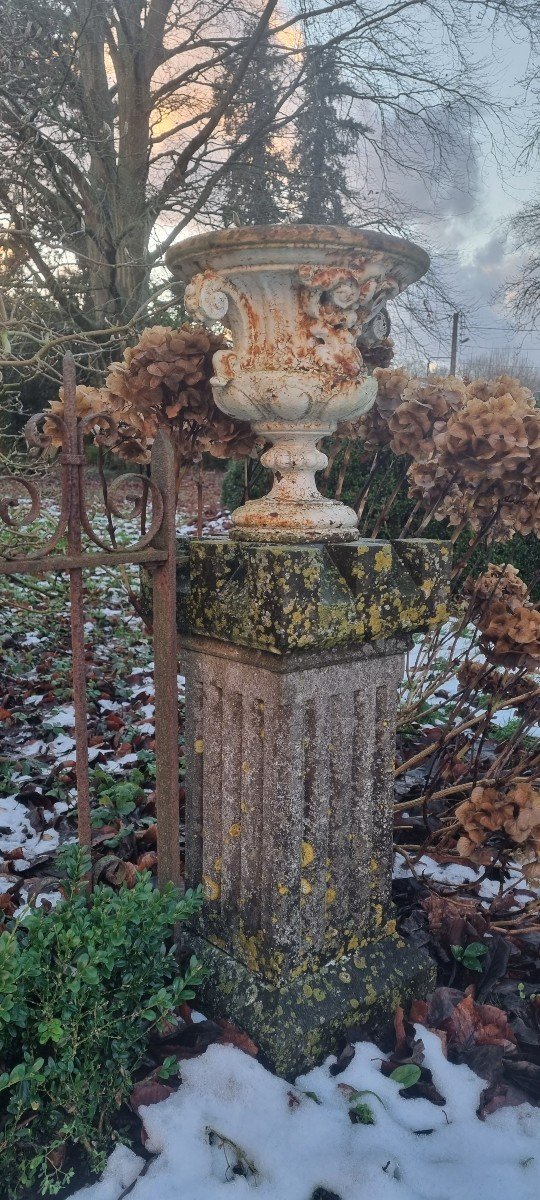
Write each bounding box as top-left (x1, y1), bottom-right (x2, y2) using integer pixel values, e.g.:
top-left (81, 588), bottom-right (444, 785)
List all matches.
top-left (296, 262), bottom-right (399, 377)
top-left (167, 225), bottom-right (429, 543)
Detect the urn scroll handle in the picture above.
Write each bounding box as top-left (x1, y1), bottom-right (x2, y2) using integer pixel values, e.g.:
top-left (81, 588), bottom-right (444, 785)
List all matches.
top-left (184, 269), bottom-right (248, 387)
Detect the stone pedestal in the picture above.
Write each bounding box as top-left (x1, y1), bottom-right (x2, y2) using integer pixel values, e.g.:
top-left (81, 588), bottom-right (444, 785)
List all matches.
top-left (173, 537), bottom-right (449, 1077)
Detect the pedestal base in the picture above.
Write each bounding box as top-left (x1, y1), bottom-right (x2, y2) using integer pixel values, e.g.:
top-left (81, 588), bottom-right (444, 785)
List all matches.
top-left (184, 931), bottom-right (435, 1079)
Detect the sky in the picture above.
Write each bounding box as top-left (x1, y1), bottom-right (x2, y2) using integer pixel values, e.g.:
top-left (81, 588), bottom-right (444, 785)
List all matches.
top-left (152, 3), bottom-right (538, 377)
top-left (391, 30), bottom-right (539, 374)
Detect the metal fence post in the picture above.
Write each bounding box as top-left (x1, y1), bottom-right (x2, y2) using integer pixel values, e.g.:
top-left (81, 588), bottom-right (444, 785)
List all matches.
top-left (151, 429), bottom-right (182, 888)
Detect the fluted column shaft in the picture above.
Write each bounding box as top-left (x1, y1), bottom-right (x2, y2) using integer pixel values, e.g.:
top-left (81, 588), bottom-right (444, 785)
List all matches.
top-left (182, 637), bottom-right (404, 983)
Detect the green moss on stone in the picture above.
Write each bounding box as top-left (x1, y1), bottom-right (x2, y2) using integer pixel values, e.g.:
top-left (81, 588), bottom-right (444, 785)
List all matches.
top-left (175, 537), bottom-right (450, 655)
top-left (184, 930), bottom-right (436, 1079)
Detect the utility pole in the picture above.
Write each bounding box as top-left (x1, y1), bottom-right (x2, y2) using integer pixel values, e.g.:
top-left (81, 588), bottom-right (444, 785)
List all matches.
top-left (449, 312), bottom-right (460, 375)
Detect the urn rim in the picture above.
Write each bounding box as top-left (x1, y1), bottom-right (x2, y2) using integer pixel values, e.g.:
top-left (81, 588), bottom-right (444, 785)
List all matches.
top-left (165, 222), bottom-right (429, 282)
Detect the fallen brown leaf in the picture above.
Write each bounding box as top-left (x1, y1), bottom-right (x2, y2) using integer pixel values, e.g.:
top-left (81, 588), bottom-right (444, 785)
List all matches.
top-left (215, 1018), bottom-right (259, 1057)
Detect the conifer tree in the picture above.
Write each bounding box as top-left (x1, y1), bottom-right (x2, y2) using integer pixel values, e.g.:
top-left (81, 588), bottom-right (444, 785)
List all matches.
top-left (215, 25), bottom-right (289, 227)
top-left (290, 47), bottom-right (363, 225)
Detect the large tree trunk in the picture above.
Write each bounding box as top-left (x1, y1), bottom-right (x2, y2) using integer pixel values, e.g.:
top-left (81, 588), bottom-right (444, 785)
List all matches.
top-left (73, 3), bottom-right (155, 325)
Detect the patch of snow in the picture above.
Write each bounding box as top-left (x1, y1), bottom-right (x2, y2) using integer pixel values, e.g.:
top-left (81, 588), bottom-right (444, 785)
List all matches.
top-left (68, 1145), bottom-right (144, 1200)
top-left (393, 852), bottom-right (483, 887)
top-left (0, 795), bottom-right (61, 862)
top-left (18, 738), bottom-right (47, 757)
top-left (49, 733), bottom-right (76, 757)
top-left (68, 1030), bottom-right (540, 1200)
top-left (130, 681), bottom-right (155, 699)
top-left (22, 632), bottom-right (44, 647)
top-left (47, 706), bottom-right (76, 728)
top-left (491, 707), bottom-right (518, 727)
top-left (54, 744), bottom-right (103, 766)
top-left (14, 888), bottom-right (62, 918)
top-left (100, 752), bottom-right (139, 773)
top-left (477, 866), bottom-right (536, 908)
top-left (394, 852), bottom-right (534, 908)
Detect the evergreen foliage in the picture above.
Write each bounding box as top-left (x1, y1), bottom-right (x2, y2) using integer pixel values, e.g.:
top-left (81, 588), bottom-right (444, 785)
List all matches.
top-left (0, 846), bottom-right (205, 1197)
top-left (215, 25), bottom-right (289, 227)
top-left (289, 47), bottom-right (365, 224)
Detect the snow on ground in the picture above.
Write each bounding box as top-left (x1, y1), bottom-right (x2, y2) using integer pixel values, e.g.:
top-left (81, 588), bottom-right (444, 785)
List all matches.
top-left (393, 852), bottom-right (536, 909)
top-left (70, 1030), bottom-right (540, 1200)
top-left (402, 624), bottom-right (540, 735)
top-left (0, 793), bottom-right (61, 860)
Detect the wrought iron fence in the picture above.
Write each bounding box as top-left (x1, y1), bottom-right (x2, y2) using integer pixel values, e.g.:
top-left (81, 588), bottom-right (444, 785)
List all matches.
top-left (0, 355), bottom-right (182, 888)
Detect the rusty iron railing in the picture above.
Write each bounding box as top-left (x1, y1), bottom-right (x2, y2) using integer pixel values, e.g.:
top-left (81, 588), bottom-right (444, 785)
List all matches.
top-left (0, 355), bottom-right (182, 888)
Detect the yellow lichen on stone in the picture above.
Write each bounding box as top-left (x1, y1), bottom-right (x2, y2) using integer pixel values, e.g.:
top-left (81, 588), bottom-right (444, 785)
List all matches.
top-left (203, 875), bottom-right (220, 901)
top-left (326, 887), bottom-right (336, 906)
top-left (368, 604), bottom-right (383, 636)
top-left (364, 983), bottom-right (378, 1007)
top-left (228, 823), bottom-right (241, 838)
top-left (375, 547), bottom-right (392, 573)
top-left (373, 903), bottom-right (383, 928)
top-left (301, 841), bottom-right (315, 867)
top-left (194, 738), bottom-right (204, 754)
top-left (277, 883), bottom-right (289, 896)
top-left (301, 878), bottom-right (312, 895)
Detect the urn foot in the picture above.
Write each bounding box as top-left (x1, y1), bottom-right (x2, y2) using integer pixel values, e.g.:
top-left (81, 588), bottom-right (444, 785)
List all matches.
top-left (230, 496), bottom-right (359, 543)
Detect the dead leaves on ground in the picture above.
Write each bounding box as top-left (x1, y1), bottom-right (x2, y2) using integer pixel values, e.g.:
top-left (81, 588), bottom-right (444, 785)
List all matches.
top-left (394, 987), bottom-right (540, 1115)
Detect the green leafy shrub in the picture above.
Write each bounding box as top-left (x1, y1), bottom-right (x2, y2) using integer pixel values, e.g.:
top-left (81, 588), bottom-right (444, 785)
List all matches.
top-left (0, 846), bottom-right (205, 1198)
